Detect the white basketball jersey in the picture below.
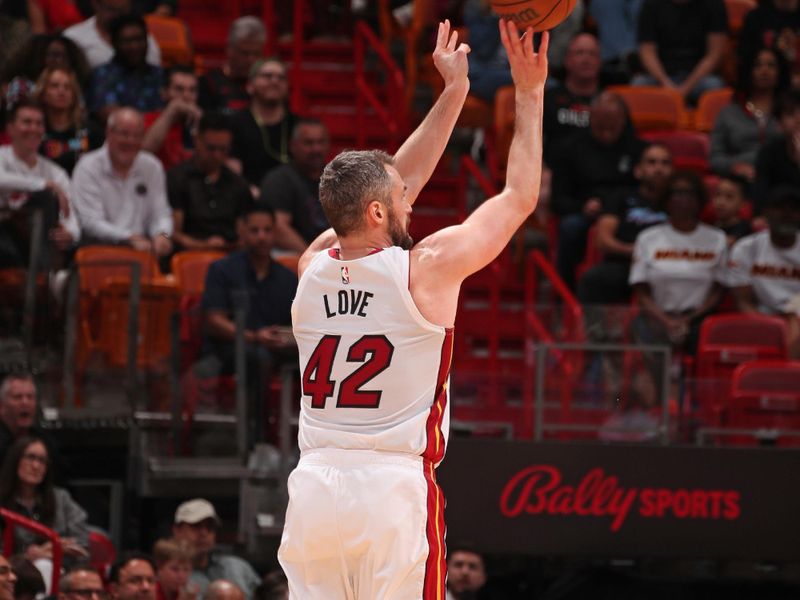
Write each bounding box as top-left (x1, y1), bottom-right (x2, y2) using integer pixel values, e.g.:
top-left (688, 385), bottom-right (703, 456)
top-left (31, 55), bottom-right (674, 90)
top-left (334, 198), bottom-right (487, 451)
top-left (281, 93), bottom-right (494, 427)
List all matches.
top-left (292, 247), bottom-right (453, 464)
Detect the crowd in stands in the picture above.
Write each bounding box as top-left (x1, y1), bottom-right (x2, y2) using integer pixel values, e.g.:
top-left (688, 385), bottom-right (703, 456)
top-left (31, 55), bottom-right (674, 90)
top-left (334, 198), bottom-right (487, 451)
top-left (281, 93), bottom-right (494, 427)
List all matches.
top-left (0, 0), bottom-right (798, 595)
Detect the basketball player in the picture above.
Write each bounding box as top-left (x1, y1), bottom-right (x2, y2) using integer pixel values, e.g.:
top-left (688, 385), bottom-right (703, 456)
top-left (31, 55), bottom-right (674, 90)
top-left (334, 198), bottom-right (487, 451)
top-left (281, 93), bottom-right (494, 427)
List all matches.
top-left (278, 19), bottom-right (549, 599)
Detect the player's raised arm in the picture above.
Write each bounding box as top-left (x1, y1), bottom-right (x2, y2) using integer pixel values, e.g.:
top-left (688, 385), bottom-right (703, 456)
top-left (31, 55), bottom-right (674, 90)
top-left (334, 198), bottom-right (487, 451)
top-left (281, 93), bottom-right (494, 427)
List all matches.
top-left (415, 20), bottom-right (548, 281)
top-left (392, 20), bottom-right (470, 205)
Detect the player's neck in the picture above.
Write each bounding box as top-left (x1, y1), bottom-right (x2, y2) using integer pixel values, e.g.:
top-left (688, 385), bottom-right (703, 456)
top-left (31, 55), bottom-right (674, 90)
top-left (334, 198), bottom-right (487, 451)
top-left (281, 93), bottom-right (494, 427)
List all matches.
top-left (337, 232), bottom-right (392, 260)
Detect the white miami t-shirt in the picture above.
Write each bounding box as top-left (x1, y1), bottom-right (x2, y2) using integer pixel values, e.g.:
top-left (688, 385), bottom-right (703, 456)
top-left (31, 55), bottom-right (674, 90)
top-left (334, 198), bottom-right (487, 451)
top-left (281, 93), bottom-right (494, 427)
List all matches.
top-left (629, 223), bottom-right (727, 313)
top-left (726, 231), bottom-right (800, 314)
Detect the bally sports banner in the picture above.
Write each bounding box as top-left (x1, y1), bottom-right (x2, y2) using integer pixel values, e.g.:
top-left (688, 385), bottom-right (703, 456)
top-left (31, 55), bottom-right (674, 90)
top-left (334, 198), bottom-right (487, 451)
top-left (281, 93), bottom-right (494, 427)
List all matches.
top-left (437, 440), bottom-right (800, 561)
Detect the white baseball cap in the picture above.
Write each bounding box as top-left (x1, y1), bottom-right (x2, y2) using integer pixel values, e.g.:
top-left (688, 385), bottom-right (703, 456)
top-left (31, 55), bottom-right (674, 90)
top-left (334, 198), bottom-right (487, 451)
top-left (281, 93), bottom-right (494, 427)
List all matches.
top-left (174, 498), bottom-right (221, 525)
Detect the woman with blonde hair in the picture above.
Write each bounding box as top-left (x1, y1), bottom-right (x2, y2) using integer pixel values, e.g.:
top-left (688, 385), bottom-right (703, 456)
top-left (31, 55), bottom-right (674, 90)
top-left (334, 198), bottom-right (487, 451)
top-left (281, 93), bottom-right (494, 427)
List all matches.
top-left (33, 67), bottom-right (99, 174)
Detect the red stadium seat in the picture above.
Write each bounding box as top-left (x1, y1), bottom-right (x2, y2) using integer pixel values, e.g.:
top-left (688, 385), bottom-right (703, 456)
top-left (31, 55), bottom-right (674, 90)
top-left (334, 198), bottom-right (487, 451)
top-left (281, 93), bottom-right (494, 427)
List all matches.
top-left (694, 314), bottom-right (789, 426)
top-left (607, 85), bottom-right (689, 131)
top-left (724, 360), bottom-right (800, 445)
top-left (694, 88), bottom-right (734, 133)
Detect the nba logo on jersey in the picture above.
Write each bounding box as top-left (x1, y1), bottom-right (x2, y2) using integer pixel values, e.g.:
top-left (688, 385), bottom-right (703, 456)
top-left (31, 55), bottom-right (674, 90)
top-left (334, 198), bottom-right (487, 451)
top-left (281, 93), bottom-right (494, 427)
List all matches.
top-left (341, 266), bottom-right (350, 285)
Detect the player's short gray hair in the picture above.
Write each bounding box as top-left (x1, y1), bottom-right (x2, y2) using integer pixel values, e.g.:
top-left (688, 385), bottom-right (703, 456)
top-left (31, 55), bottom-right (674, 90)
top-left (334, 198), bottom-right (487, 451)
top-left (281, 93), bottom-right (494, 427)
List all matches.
top-left (319, 150), bottom-right (394, 237)
top-left (228, 16), bottom-right (266, 47)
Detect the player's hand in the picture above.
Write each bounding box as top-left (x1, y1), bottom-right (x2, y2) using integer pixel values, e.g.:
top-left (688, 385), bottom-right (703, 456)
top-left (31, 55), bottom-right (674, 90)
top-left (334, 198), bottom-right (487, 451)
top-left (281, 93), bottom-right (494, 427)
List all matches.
top-left (432, 19), bottom-right (470, 87)
top-left (499, 19), bottom-right (549, 92)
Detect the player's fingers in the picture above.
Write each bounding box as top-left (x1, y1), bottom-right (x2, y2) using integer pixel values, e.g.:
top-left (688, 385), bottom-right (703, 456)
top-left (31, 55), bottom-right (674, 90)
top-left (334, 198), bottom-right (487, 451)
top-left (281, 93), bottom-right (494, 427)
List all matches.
top-left (447, 27), bottom-right (459, 51)
top-left (498, 19), bottom-right (510, 51)
top-left (522, 26), bottom-right (534, 58)
top-left (459, 42), bottom-right (472, 55)
top-left (504, 19), bottom-right (522, 56)
top-left (537, 31), bottom-right (550, 61)
top-left (436, 21), bottom-right (444, 49)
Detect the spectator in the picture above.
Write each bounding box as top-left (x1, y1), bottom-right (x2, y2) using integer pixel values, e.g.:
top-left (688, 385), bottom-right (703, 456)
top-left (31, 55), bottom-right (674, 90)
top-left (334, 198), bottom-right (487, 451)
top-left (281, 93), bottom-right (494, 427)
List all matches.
top-left (59, 566), bottom-right (107, 600)
top-left (34, 67), bottom-right (100, 175)
top-left (630, 171), bottom-right (727, 354)
top-left (203, 581), bottom-right (243, 600)
top-left (0, 374), bottom-right (62, 468)
top-left (153, 539), bottom-right (197, 600)
top-left (578, 142), bottom-right (672, 306)
top-left (1, 34), bottom-right (90, 108)
top-left (260, 118), bottom-right (329, 252)
top-left (0, 556), bottom-right (16, 600)
top-left (589, 0), bottom-right (643, 83)
top-left (0, 437), bottom-right (89, 587)
top-left (543, 32), bottom-right (603, 161)
top-left (0, 99), bottom-right (79, 269)
top-left (253, 570), bottom-right (286, 600)
top-left (754, 89), bottom-right (800, 216)
top-left (710, 174), bottom-right (752, 245)
top-left (87, 14), bottom-right (164, 123)
top-left (64, 0), bottom-right (161, 69)
top-left (171, 499), bottom-right (259, 598)
top-left (633, 0), bottom-right (728, 104)
top-left (710, 47), bottom-right (788, 182)
top-left (550, 92), bottom-right (647, 289)
top-left (728, 186), bottom-right (800, 357)
top-left (230, 58), bottom-right (299, 188)
top-left (198, 17), bottom-right (266, 115)
top-left (109, 553), bottom-right (157, 600)
top-left (143, 66), bottom-right (202, 171)
top-left (72, 107), bottom-right (173, 257)
top-left (9, 556), bottom-right (44, 600)
top-left (168, 112), bottom-right (251, 253)
top-left (739, 0), bottom-right (800, 88)
top-left (462, 0), bottom-right (511, 101)
top-left (446, 546), bottom-right (486, 600)
top-left (194, 204), bottom-right (296, 438)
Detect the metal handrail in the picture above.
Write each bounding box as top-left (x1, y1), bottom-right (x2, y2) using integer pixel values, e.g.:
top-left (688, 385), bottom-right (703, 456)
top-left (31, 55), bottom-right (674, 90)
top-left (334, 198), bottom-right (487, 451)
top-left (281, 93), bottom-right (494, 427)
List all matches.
top-left (0, 508), bottom-right (63, 591)
top-left (354, 20), bottom-right (407, 150)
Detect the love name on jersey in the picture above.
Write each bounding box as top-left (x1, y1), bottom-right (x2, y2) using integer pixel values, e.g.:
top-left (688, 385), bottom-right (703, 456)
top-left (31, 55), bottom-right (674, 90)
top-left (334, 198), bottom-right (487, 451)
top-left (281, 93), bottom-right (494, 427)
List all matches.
top-left (323, 289), bottom-right (374, 318)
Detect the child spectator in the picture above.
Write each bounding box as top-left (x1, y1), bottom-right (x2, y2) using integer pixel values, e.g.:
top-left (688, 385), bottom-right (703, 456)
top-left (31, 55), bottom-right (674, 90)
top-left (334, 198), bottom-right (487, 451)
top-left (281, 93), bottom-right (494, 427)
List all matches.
top-left (153, 539), bottom-right (198, 600)
top-left (711, 174), bottom-right (752, 245)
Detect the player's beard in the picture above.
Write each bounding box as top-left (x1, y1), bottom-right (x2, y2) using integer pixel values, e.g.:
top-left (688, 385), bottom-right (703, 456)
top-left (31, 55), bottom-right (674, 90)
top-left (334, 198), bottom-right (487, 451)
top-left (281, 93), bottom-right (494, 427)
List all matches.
top-left (387, 203), bottom-right (413, 250)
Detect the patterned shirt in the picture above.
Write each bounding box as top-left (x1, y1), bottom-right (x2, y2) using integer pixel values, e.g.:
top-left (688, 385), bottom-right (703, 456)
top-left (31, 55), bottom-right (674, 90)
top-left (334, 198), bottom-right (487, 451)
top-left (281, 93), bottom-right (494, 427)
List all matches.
top-left (88, 60), bottom-right (164, 115)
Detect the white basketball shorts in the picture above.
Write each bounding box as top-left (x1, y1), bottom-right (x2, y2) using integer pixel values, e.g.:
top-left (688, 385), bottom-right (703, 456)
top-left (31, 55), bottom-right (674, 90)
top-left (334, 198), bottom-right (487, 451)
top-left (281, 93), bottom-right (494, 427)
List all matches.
top-left (278, 448), bottom-right (447, 600)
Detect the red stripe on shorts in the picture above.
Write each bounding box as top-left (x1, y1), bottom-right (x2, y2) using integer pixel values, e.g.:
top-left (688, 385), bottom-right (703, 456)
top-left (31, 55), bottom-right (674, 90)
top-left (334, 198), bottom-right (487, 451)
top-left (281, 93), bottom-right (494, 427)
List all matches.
top-left (422, 460), bottom-right (446, 600)
top-left (422, 328), bottom-right (454, 464)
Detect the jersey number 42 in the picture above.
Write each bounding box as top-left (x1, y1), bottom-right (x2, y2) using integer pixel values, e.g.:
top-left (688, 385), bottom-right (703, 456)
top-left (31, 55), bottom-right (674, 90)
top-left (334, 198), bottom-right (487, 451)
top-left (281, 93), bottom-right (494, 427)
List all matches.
top-left (302, 334), bottom-right (395, 409)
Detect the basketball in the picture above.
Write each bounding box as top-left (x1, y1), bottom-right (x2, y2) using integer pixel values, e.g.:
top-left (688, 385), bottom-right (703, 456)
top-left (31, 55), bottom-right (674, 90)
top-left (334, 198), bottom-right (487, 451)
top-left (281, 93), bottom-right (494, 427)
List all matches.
top-left (491, 0), bottom-right (577, 32)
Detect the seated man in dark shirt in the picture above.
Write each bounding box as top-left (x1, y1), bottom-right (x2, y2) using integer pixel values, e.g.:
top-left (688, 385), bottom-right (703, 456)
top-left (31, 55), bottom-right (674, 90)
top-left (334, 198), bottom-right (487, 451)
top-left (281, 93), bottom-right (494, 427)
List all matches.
top-left (168, 112), bottom-right (252, 252)
top-left (543, 33), bottom-right (603, 163)
top-left (550, 92), bottom-right (647, 290)
top-left (196, 204), bottom-right (297, 441)
top-left (578, 143), bottom-right (672, 306)
top-left (633, 0), bottom-right (728, 105)
top-left (260, 118), bottom-right (330, 253)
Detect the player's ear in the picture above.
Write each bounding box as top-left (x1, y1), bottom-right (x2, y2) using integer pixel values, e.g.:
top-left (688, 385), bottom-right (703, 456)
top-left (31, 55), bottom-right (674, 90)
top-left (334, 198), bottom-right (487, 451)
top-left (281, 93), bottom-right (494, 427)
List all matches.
top-left (367, 200), bottom-right (384, 224)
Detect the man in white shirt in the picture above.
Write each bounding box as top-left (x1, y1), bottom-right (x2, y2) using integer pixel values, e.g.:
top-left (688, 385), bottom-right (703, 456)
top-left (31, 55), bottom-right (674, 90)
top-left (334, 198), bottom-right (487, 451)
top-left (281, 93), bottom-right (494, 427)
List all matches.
top-left (0, 99), bottom-right (79, 268)
top-left (72, 107), bottom-right (173, 256)
top-left (63, 0), bottom-right (161, 69)
top-left (728, 186), bottom-right (800, 356)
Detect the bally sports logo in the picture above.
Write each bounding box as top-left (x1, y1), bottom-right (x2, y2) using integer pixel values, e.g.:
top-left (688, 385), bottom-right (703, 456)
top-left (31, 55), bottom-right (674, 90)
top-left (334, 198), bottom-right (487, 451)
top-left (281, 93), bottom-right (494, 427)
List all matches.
top-left (499, 465), bottom-right (741, 532)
